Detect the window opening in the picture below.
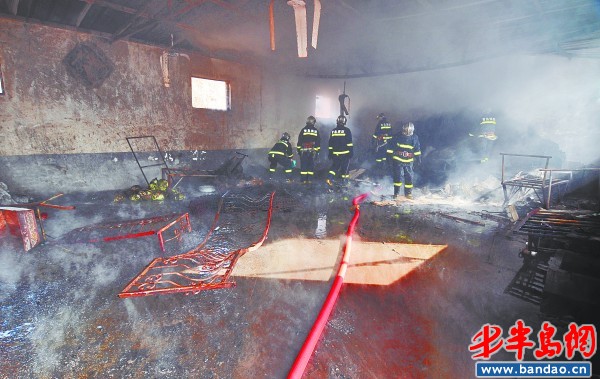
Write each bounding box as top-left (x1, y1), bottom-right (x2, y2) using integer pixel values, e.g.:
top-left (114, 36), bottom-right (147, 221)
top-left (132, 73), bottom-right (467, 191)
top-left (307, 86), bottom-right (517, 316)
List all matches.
top-left (0, 64), bottom-right (4, 95)
top-left (191, 77), bottom-right (230, 110)
top-left (315, 95), bottom-right (333, 119)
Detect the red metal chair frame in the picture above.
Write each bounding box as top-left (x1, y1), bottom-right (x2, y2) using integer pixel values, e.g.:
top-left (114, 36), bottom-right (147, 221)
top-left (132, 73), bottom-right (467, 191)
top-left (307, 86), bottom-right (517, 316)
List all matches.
top-left (58, 213), bottom-right (191, 252)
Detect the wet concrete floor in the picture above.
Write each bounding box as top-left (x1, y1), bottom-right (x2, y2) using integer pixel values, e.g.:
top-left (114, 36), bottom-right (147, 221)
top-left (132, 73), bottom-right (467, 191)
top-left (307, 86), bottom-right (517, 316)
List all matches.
top-left (1, 178), bottom-right (598, 378)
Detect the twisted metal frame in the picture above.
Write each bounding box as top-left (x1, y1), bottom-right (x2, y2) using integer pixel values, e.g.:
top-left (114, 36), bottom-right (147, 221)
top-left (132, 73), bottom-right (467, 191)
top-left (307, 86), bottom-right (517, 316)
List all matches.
top-left (119, 191), bottom-right (275, 298)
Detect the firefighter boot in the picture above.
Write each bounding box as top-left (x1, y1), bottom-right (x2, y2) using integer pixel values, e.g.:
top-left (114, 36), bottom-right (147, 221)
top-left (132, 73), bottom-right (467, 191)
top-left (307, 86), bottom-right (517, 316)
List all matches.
top-left (405, 189), bottom-right (413, 200)
top-left (394, 186), bottom-right (402, 201)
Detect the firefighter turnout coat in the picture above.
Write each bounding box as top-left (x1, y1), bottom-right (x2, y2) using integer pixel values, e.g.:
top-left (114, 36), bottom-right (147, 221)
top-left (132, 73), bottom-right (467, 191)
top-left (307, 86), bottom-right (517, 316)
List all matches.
top-left (297, 125), bottom-right (321, 155)
top-left (387, 134), bottom-right (421, 165)
top-left (328, 125), bottom-right (353, 159)
top-left (373, 118), bottom-right (392, 158)
top-left (268, 138), bottom-right (295, 175)
top-left (269, 138), bottom-right (294, 160)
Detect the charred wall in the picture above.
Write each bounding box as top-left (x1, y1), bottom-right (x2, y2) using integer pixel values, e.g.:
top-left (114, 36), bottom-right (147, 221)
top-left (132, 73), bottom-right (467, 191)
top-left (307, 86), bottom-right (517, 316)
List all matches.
top-left (0, 18), bottom-right (310, 156)
top-left (0, 19), bottom-right (318, 195)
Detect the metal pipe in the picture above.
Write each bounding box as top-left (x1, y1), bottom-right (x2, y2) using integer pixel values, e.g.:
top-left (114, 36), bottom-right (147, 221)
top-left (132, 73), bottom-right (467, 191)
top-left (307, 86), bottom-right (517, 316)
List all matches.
top-left (546, 170), bottom-right (553, 209)
top-left (499, 153), bottom-right (553, 159)
top-left (501, 153), bottom-right (505, 183)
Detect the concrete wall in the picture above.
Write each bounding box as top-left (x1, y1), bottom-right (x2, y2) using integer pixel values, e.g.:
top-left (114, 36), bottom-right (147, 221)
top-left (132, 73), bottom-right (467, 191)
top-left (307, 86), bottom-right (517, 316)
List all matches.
top-left (0, 19), bottom-right (298, 156)
top-left (0, 19), bottom-right (322, 195)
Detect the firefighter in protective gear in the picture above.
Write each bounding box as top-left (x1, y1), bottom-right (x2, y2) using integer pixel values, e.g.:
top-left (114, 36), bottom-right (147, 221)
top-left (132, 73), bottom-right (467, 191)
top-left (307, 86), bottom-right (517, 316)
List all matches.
top-left (372, 112), bottom-right (393, 176)
top-left (297, 115), bottom-right (321, 184)
top-left (326, 115), bottom-right (353, 186)
top-left (268, 132), bottom-right (295, 179)
top-left (469, 110), bottom-right (497, 163)
top-left (387, 122), bottom-right (421, 199)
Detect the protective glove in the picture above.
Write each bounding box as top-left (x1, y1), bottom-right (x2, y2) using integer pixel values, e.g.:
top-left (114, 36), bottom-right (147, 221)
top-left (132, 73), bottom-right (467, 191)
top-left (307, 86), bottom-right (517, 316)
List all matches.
top-left (291, 159), bottom-right (297, 168)
top-left (415, 157), bottom-right (422, 167)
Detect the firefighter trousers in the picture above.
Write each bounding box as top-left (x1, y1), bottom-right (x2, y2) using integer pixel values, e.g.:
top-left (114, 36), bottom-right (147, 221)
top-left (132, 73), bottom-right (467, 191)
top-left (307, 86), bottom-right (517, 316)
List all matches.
top-left (374, 145), bottom-right (389, 177)
top-left (268, 154), bottom-right (293, 177)
top-left (328, 155), bottom-right (350, 183)
top-left (392, 162), bottom-right (414, 196)
top-left (299, 151), bottom-right (316, 182)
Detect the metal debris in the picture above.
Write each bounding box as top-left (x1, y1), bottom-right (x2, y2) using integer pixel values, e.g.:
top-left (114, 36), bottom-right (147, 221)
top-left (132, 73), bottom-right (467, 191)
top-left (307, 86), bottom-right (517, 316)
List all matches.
top-left (436, 212), bottom-right (486, 226)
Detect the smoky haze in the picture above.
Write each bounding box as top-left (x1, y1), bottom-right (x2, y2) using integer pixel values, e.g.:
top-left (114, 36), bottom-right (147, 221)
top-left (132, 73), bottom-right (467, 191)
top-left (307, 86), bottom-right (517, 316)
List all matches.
top-left (253, 0), bottom-right (600, 168)
top-left (323, 55), bottom-right (600, 168)
top-left (167, 0), bottom-right (600, 171)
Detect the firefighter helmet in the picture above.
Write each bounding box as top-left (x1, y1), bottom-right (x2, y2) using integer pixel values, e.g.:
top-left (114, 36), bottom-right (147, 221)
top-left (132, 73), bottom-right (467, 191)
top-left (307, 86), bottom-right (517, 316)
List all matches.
top-left (281, 132), bottom-right (291, 141)
top-left (307, 115), bottom-right (316, 125)
top-left (402, 122), bottom-right (414, 136)
top-left (336, 115), bottom-right (347, 126)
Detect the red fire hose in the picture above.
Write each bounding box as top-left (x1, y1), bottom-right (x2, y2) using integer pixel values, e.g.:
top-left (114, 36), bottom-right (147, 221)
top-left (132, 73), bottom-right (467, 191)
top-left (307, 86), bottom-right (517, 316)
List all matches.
top-left (288, 192), bottom-right (369, 379)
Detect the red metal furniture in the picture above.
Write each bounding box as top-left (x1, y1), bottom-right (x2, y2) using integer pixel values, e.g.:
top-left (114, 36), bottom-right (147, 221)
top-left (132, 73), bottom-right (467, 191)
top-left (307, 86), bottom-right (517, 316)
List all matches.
top-left (119, 191), bottom-right (275, 297)
top-left (0, 193), bottom-right (75, 250)
top-left (0, 207), bottom-right (42, 252)
top-left (58, 213), bottom-right (191, 252)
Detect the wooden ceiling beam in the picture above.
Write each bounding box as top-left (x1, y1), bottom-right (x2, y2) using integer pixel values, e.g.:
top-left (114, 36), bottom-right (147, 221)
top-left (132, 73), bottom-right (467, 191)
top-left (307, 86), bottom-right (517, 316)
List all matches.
top-left (209, 0), bottom-right (239, 12)
top-left (82, 0), bottom-right (138, 15)
top-left (109, 0), bottom-right (207, 43)
top-left (112, 19), bottom-right (159, 42)
top-left (172, 0), bottom-right (208, 20)
top-left (6, 0), bottom-right (20, 15)
top-left (75, 1), bottom-right (92, 27)
top-left (111, 0), bottom-right (156, 41)
top-left (0, 11), bottom-right (113, 39)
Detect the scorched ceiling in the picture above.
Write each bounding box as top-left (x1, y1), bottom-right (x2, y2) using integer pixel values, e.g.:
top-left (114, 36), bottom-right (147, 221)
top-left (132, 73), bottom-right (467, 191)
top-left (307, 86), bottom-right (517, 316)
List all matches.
top-left (1, 0), bottom-right (600, 77)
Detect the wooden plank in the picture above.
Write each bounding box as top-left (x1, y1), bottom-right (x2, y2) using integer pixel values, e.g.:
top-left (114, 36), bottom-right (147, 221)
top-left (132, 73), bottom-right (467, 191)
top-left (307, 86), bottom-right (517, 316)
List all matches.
top-left (7, 0), bottom-right (20, 15)
top-left (75, 2), bottom-right (93, 27)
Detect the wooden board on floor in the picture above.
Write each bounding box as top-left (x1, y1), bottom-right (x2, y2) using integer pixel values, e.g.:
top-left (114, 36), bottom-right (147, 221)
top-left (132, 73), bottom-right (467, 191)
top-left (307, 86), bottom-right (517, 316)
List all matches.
top-left (348, 168), bottom-right (366, 180)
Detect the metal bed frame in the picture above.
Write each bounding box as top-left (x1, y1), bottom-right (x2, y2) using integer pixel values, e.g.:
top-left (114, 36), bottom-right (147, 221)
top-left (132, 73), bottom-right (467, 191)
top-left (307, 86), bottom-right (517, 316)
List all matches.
top-left (500, 153), bottom-right (571, 208)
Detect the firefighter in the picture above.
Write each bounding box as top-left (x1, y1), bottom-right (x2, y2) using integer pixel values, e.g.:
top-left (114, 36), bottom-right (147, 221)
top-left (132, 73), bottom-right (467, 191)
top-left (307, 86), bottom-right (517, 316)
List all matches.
top-left (326, 115), bottom-right (353, 186)
top-left (387, 122), bottom-right (421, 199)
top-left (268, 132), bottom-right (295, 180)
top-left (297, 115), bottom-right (321, 184)
top-left (372, 112), bottom-right (393, 177)
top-left (469, 110), bottom-right (497, 163)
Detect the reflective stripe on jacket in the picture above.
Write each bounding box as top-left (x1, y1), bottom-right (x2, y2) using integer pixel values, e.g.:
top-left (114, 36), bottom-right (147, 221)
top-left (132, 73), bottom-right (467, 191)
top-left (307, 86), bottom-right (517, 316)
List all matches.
top-left (372, 120), bottom-right (393, 140)
top-left (387, 134), bottom-right (421, 163)
top-left (328, 126), bottom-right (353, 156)
top-left (269, 139), bottom-right (294, 158)
top-left (297, 126), bottom-right (321, 152)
